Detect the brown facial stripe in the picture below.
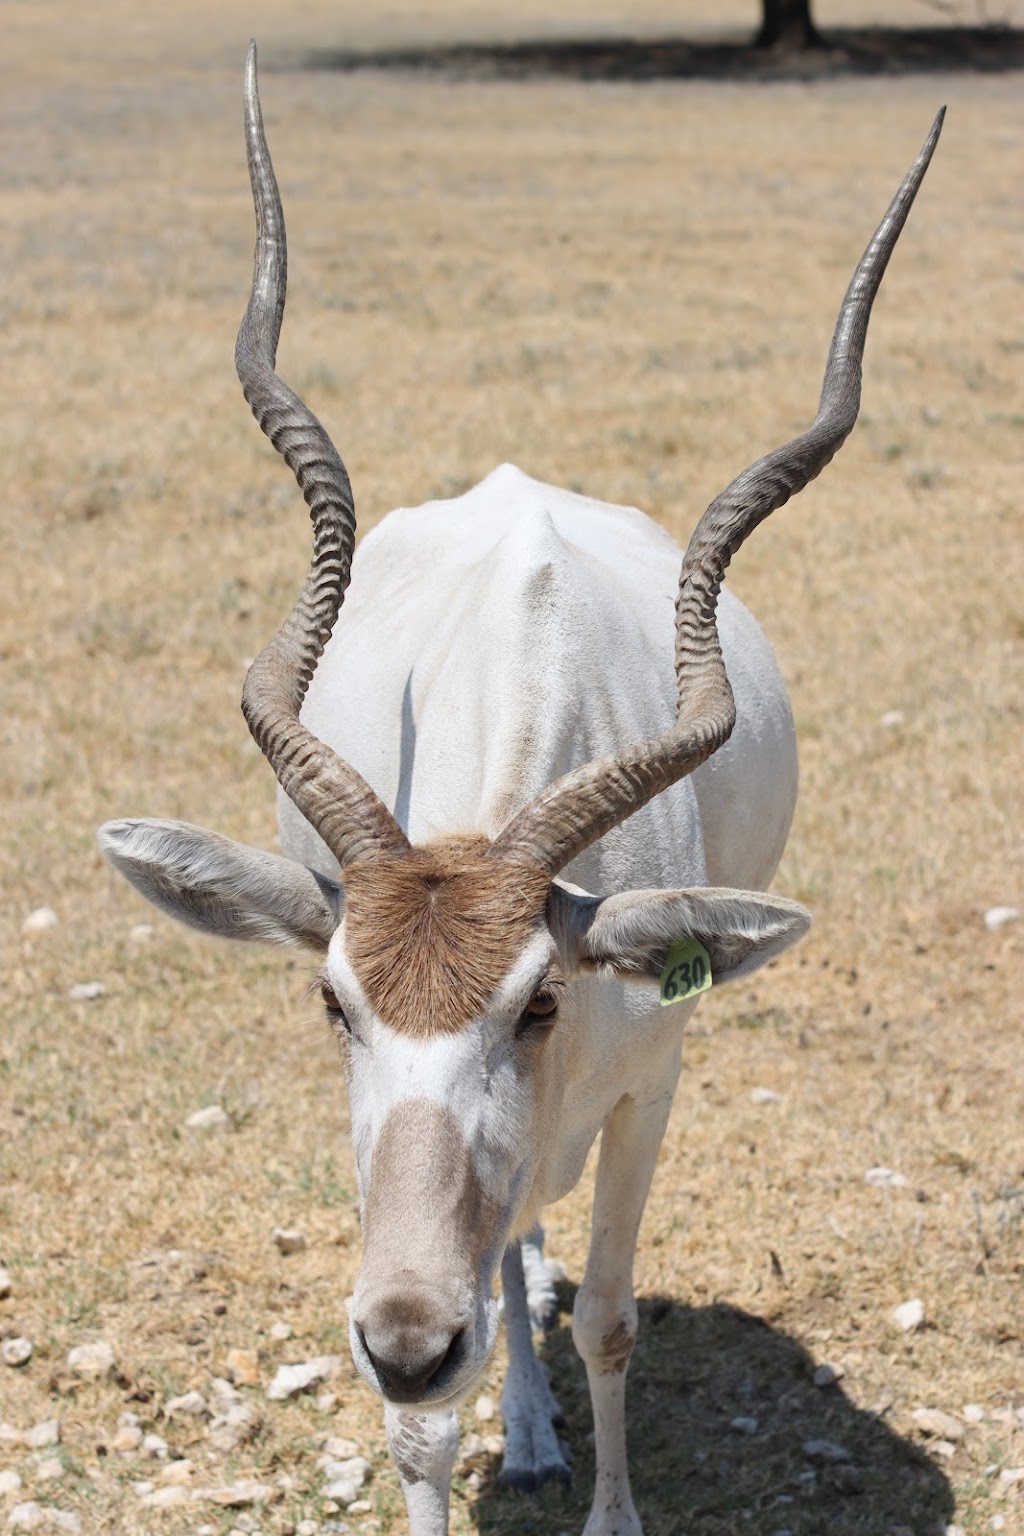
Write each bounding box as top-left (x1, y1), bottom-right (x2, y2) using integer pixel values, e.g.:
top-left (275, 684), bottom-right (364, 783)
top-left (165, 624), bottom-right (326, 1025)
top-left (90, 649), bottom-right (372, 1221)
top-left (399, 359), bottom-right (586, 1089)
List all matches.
top-left (342, 837), bottom-right (552, 1038)
top-left (362, 1098), bottom-right (499, 1284)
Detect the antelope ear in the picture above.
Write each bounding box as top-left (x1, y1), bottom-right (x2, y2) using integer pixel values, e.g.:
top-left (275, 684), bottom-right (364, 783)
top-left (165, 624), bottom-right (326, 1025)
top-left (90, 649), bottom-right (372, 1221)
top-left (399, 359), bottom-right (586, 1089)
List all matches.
top-left (551, 883), bottom-right (810, 986)
top-left (98, 817), bottom-right (343, 951)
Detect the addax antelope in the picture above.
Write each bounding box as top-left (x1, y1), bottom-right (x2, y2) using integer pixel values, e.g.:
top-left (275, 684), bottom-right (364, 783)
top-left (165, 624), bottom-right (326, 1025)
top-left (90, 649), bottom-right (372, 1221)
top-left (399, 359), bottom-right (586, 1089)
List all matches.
top-left (100, 45), bottom-right (942, 1536)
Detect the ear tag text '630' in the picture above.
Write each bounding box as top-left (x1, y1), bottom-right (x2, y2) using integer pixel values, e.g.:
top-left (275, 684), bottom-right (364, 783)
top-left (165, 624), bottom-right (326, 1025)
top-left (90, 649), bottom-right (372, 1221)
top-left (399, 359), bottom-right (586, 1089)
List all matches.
top-left (659, 937), bottom-right (712, 1006)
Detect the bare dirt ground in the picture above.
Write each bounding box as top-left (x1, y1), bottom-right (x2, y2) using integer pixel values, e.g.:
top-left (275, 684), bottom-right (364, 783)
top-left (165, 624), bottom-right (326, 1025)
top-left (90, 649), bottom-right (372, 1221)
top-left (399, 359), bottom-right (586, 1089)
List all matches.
top-left (2, 2), bottom-right (1022, 1533)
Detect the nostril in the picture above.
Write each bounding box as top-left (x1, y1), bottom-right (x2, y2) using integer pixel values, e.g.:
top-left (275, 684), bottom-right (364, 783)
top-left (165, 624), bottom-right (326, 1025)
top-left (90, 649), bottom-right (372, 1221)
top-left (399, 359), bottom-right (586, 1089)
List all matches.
top-left (356, 1318), bottom-right (466, 1400)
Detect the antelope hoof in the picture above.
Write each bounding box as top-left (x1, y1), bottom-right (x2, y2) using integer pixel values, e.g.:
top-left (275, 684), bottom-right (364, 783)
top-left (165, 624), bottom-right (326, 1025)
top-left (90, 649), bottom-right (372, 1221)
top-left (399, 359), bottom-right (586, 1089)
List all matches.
top-left (497, 1449), bottom-right (571, 1493)
top-left (499, 1361), bottom-right (571, 1494)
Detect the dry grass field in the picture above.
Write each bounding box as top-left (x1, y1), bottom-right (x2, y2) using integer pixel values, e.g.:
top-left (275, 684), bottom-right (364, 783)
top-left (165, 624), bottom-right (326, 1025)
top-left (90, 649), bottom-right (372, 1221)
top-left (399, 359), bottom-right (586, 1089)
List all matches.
top-left (2, 2), bottom-right (1022, 1534)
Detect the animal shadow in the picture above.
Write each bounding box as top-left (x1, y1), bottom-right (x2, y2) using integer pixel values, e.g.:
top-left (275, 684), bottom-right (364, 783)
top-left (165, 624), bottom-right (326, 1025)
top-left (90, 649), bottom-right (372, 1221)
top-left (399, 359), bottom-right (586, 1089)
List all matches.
top-left (467, 1286), bottom-right (953, 1536)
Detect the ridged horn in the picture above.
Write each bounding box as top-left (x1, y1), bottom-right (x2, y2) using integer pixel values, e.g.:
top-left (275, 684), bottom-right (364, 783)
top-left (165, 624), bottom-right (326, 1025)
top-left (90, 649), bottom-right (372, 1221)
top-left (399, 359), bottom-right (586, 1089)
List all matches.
top-left (236, 41), bottom-right (409, 869)
top-left (491, 108), bottom-right (945, 876)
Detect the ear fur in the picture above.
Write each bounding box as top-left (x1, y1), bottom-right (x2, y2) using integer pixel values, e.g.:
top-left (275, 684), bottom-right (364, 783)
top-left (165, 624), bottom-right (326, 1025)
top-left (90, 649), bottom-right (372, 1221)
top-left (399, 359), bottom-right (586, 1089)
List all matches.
top-left (98, 818), bottom-right (343, 951)
top-left (551, 883), bottom-right (810, 987)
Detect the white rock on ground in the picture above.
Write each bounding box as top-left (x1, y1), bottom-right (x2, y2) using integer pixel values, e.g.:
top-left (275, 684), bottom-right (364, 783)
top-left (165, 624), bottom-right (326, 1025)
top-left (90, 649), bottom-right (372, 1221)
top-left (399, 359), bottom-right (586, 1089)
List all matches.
top-left (140, 1485), bottom-right (189, 1508)
top-left (201, 1480), bottom-right (275, 1507)
top-left (22, 1424), bottom-right (59, 1451)
top-left (7, 1505), bottom-right (44, 1531)
top-left (865, 1166), bottom-right (908, 1187)
top-left (266, 1356), bottom-right (341, 1401)
top-left (207, 1379), bottom-right (242, 1413)
top-left (813, 1363), bottom-right (843, 1388)
top-left (0, 1471), bottom-right (23, 1496)
top-left (34, 1460), bottom-right (64, 1483)
top-left (983, 905), bottom-right (1019, 932)
top-left (268, 1321), bottom-right (293, 1342)
top-left (325, 1477), bottom-right (364, 1504)
top-left (67, 982), bottom-right (104, 1002)
top-left (963, 1403), bottom-right (985, 1422)
top-left (803, 1439), bottom-right (851, 1463)
top-left (474, 1395), bottom-right (495, 1423)
top-left (1, 1340), bottom-right (32, 1368)
top-left (157, 1460), bottom-right (193, 1486)
top-left (66, 1340), bottom-right (115, 1378)
top-left (322, 1436), bottom-right (360, 1459)
top-left (892, 1297), bottom-right (926, 1332)
top-left (22, 908), bottom-right (58, 933)
top-left (128, 923), bottom-right (154, 943)
top-left (208, 1404), bottom-right (256, 1454)
top-left (141, 1433), bottom-right (169, 1459)
top-left (48, 1513), bottom-right (79, 1533)
top-left (0, 1267), bottom-right (11, 1299)
top-left (912, 1408), bottom-right (964, 1441)
top-left (8, 1507), bottom-right (80, 1533)
top-left (749, 1087), bottom-right (781, 1105)
top-left (347, 1498), bottom-right (373, 1514)
top-left (184, 1105), bottom-right (231, 1132)
top-left (110, 1424), bottom-right (142, 1453)
top-left (320, 1456), bottom-right (370, 1504)
top-left (271, 1229), bottom-right (306, 1256)
top-left (164, 1391), bottom-right (208, 1419)
top-left (878, 709), bottom-right (905, 728)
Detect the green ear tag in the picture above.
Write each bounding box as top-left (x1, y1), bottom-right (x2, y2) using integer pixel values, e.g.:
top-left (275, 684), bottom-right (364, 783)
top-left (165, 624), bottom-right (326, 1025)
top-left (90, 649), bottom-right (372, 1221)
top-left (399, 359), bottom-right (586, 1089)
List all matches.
top-left (659, 937), bottom-right (713, 1006)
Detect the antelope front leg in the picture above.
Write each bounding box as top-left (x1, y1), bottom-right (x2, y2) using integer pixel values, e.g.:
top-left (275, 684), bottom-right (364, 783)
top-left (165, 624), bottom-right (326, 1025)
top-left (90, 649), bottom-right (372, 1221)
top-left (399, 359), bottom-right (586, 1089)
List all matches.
top-left (385, 1402), bottom-right (459, 1536)
top-left (573, 1071), bottom-right (680, 1536)
top-left (498, 1239), bottom-right (571, 1490)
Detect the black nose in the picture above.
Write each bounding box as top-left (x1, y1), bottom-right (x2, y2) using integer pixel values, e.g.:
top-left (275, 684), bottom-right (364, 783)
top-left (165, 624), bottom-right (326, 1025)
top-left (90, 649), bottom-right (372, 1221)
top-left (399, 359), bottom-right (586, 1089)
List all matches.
top-left (356, 1320), bottom-right (465, 1402)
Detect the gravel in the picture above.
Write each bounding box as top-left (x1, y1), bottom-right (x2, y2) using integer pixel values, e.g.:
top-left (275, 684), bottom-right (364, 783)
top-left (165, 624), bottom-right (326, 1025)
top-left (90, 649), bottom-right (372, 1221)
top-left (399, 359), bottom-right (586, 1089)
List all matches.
top-left (184, 1105), bottom-right (231, 1132)
top-left (912, 1407), bottom-right (964, 1440)
top-left (802, 1438), bottom-right (851, 1463)
top-left (67, 982), bottom-right (105, 1002)
top-left (983, 905), bottom-right (1019, 932)
top-left (891, 1297), bottom-right (926, 1332)
top-left (1, 1339), bottom-right (32, 1368)
top-left (66, 1340), bottom-right (115, 1377)
top-left (271, 1228), bottom-right (306, 1255)
top-left (865, 1166), bottom-right (908, 1188)
top-left (23, 1423), bottom-right (60, 1451)
top-left (22, 908), bottom-right (58, 933)
top-left (266, 1356), bottom-right (341, 1401)
top-left (164, 1390), bottom-right (209, 1419)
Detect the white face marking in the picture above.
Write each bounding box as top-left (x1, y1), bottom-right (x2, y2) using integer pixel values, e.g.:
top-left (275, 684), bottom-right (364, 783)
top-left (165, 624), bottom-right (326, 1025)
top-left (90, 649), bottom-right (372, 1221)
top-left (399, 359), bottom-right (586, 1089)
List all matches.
top-left (324, 927), bottom-right (562, 1407)
top-left (327, 927), bottom-right (557, 1199)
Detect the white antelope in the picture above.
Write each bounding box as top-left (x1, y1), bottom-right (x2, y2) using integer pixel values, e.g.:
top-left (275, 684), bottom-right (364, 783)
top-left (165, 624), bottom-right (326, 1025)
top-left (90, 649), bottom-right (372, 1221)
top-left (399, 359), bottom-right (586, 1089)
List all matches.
top-left (100, 45), bottom-right (942, 1536)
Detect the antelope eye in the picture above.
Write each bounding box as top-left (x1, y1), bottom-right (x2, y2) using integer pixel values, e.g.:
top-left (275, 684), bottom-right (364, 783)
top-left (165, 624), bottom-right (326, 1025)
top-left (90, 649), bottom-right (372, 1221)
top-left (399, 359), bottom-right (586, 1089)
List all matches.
top-left (518, 988), bottom-right (559, 1034)
top-left (320, 981), bottom-right (350, 1034)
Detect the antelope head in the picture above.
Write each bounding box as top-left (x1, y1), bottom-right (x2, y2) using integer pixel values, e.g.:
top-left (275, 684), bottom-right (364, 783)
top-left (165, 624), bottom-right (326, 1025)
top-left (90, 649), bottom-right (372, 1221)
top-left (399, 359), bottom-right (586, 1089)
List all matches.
top-left (99, 47), bottom-right (942, 1410)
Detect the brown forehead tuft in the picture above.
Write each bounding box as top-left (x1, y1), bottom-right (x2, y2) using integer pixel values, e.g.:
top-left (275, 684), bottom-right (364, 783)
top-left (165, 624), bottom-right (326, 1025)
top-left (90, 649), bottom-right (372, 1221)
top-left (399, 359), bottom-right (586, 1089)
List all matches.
top-left (342, 836), bottom-right (552, 1037)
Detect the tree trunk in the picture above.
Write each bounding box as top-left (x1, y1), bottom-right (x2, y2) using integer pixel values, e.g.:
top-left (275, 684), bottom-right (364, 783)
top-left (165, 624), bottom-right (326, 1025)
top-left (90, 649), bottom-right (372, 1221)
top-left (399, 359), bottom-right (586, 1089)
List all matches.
top-left (755, 0), bottom-right (821, 49)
